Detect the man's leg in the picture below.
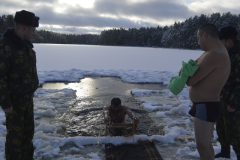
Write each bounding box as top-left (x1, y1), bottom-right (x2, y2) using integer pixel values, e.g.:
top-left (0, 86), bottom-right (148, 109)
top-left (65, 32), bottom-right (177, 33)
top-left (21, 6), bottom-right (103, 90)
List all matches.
top-left (216, 110), bottom-right (231, 158)
top-left (21, 98), bottom-right (34, 160)
top-left (224, 111), bottom-right (240, 159)
top-left (5, 101), bottom-right (26, 160)
top-left (194, 117), bottom-right (215, 160)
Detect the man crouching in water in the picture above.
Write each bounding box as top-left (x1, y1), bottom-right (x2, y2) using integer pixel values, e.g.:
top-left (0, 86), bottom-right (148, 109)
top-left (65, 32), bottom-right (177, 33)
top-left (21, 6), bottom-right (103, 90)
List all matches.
top-left (187, 23), bottom-right (230, 160)
top-left (103, 98), bottom-right (140, 136)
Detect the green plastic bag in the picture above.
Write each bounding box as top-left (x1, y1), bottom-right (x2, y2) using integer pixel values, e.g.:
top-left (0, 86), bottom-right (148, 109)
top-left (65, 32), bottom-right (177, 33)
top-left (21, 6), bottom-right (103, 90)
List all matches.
top-left (168, 59), bottom-right (199, 95)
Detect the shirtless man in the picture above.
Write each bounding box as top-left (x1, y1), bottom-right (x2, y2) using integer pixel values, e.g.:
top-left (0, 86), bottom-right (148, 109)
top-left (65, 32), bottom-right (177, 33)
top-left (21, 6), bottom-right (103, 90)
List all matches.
top-left (103, 98), bottom-right (139, 135)
top-left (187, 23), bottom-right (230, 160)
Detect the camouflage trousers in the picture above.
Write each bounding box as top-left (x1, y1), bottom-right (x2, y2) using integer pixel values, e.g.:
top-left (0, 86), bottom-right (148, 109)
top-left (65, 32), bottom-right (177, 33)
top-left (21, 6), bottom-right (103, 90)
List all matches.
top-left (5, 96), bottom-right (34, 160)
top-left (216, 101), bottom-right (240, 155)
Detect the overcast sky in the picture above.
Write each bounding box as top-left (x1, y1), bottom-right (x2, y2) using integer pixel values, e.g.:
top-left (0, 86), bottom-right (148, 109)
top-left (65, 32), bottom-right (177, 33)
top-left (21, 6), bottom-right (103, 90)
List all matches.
top-left (1, 0), bottom-right (239, 34)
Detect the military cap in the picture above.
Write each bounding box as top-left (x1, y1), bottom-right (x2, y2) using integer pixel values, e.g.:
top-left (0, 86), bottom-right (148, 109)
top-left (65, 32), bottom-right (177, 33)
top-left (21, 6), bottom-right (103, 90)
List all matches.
top-left (219, 25), bottom-right (238, 40)
top-left (14, 10), bottom-right (40, 27)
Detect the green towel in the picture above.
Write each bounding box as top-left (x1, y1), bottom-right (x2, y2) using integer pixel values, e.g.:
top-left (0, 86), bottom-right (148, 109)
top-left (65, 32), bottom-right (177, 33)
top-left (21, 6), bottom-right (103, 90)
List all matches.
top-left (168, 59), bottom-right (199, 95)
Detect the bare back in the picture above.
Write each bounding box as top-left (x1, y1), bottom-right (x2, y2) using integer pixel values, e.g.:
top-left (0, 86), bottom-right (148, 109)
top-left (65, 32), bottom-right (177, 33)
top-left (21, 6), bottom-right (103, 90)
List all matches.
top-left (188, 46), bottom-right (230, 102)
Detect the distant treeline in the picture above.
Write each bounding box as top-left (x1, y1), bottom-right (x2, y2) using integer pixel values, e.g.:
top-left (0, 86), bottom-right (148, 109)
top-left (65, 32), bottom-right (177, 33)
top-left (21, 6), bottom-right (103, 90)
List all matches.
top-left (0, 12), bottom-right (240, 49)
top-left (0, 14), bottom-right (100, 45)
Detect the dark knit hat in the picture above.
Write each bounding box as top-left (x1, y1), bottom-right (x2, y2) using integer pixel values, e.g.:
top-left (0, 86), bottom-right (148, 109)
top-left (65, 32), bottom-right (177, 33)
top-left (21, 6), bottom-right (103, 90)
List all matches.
top-left (219, 25), bottom-right (238, 40)
top-left (14, 10), bottom-right (40, 27)
top-left (111, 98), bottom-right (121, 106)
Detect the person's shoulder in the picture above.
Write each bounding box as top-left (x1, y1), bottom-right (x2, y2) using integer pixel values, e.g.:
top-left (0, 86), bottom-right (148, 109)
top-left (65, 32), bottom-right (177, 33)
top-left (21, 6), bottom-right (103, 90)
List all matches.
top-left (103, 105), bottom-right (110, 109)
top-left (0, 38), bottom-right (13, 57)
top-left (122, 105), bottom-right (129, 108)
top-left (122, 105), bottom-right (130, 110)
top-left (209, 47), bottom-right (228, 59)
top-left (0, 37), bottom-right (14, 50)
top-left (201, 50), bottom-right (219, 61)
top-left (201, 49), bottom-right (228, 68)
top-left (210, 46), bottom-right (227, 54)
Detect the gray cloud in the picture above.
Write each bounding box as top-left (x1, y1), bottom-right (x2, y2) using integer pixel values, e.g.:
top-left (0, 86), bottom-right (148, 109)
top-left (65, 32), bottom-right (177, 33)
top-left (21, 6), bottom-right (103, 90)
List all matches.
top-left (34, 6), bottom-right (156, 28)
top-left (0, 0), bottom-right (239, 34)
top-left (94, 0), bottom-right (192, 20)
top-left (33, 0), bottom-right (190, 29)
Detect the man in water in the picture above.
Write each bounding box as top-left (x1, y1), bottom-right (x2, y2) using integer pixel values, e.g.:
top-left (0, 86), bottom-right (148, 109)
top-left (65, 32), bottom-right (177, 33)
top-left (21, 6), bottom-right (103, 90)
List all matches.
top-left (187, 23), bottom-right (230, 160)
top-left (103, 98), bottom-right (139, 136)
top-left (215, 26), bottom-right (240, 159)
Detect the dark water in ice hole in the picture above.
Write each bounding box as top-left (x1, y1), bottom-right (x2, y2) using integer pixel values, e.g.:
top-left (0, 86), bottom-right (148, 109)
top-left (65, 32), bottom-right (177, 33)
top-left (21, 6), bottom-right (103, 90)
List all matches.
top-left (42, 77), bottom-right (168, 137)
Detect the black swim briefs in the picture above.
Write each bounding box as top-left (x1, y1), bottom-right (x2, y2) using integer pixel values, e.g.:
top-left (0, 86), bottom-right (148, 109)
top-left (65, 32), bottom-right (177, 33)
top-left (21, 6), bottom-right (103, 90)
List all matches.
top-left (188, 101), bottom-right (222, 122)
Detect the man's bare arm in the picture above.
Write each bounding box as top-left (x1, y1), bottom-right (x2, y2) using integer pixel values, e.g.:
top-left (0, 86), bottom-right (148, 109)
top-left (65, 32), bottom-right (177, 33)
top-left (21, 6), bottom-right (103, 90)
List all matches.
top-left (195, 53), bottom-right (205, 63)
top-left (125, 106), bottom-right (139, 124)
top-left (195, 57), bottom-right (200, 63)
top-left (179, 57), bottom-right (202, 76)
top-left (186, 51), bottom-right (219, 86)
top-left (103, 106), bottom-right (109, 117)
top-left (103, 106), bottom-right (110, 124)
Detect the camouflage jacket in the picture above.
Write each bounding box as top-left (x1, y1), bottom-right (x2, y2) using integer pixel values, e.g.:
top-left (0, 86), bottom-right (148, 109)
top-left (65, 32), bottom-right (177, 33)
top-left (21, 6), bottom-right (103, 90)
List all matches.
top-left (0, 28), bottom-right (39, 109)
top-left (220, 40), bottom-right (240, 110)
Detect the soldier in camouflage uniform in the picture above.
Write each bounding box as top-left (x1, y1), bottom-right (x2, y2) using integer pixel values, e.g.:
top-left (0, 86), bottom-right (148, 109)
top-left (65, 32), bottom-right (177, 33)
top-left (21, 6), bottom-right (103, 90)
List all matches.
top-left (0, 10), bottom-right (39, 160)
top-left (215, 26), bottom-right (240, 159)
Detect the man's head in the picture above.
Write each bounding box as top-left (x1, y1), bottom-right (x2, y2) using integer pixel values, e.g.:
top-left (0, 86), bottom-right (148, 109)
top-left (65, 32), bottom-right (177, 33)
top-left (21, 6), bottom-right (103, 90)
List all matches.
top-left (110, 98), bottom-right (121, 111)
top-left (197, 23), bottom-right (219, 51)
top-left (219, 25), bottom-right (238, 50)
top-left (14, 10), bottom-right (40, 41)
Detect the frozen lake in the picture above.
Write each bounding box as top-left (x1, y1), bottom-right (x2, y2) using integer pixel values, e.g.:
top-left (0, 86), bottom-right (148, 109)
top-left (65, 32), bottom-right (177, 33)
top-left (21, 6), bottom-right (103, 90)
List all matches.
top-left (0, 44), bottom-right (237, 160)
top-left (35, 44), bottom-right (202, 72)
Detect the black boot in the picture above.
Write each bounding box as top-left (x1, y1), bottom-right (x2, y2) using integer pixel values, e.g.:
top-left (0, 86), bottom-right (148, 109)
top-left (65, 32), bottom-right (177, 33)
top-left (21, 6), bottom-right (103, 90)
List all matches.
top-left (215, 147), bottom-right (230, 159)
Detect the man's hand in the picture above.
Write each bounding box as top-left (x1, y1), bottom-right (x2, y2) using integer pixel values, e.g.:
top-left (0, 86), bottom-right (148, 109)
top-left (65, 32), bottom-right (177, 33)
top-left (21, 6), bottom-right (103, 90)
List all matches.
top-left (227, 105), bottom-right (235, 112)
top-left (179, 58), bottom-right (199, 77)
top-left (104, 116), bottom-right (111, 124)
top-left (3, 107), bottom-right (13, 113)
top-left (133, 116), bottom-right (139, 124)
